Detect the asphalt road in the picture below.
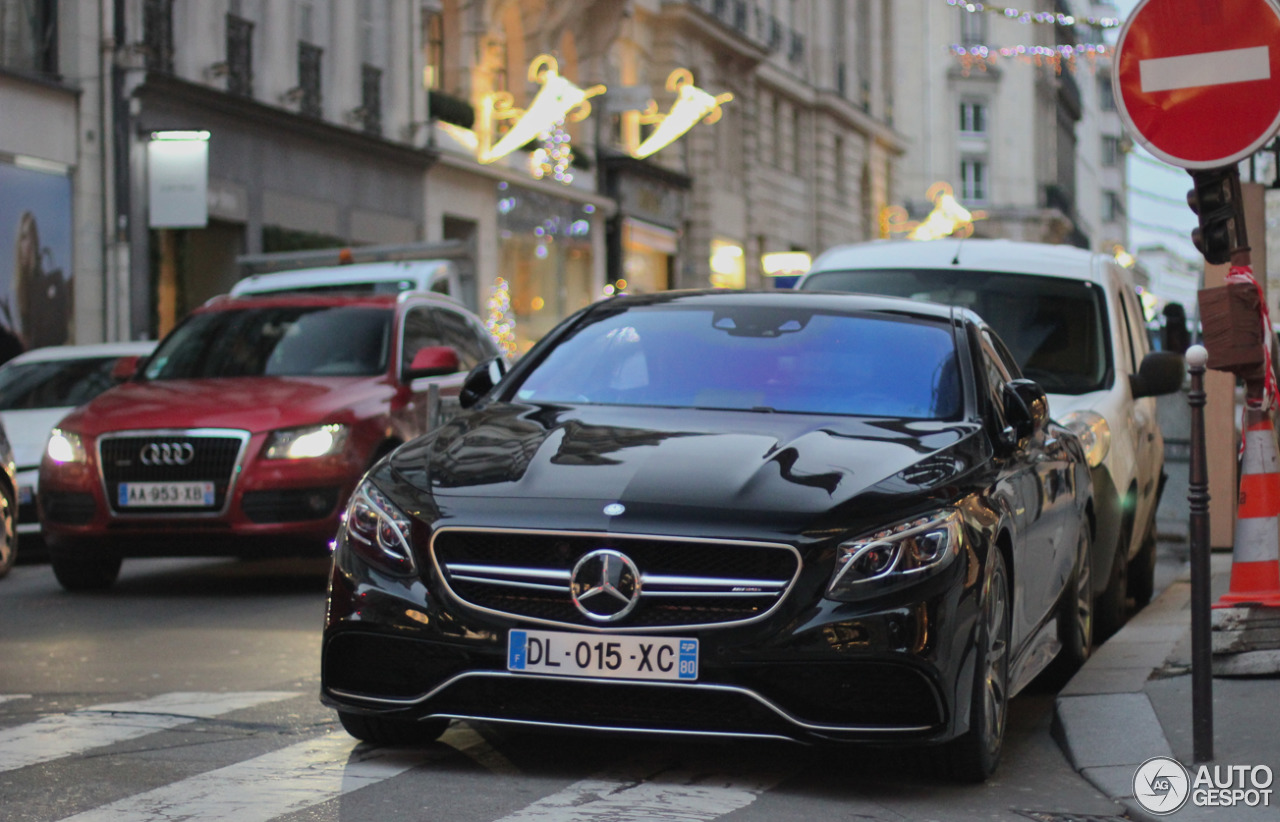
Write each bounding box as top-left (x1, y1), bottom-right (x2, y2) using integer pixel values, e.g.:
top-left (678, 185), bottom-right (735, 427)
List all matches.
top-left (0, 555), bottom-right (1138, 822)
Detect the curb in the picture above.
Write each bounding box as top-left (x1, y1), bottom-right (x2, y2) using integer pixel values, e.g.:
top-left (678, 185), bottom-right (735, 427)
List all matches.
top-left (1052, 553), bottom-right (1244, 821)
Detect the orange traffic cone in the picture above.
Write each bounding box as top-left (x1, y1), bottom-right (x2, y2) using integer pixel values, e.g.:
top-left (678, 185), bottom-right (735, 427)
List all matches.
top-left (1216, 409), bottom-right (1280, 608)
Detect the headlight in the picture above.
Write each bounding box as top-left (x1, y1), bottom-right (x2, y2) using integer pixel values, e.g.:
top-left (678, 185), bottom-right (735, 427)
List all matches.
top-left (264, 424), bottom-right (348, 460)
top-left (46, 428), bottom-right (87, 464)
top-left (1059, 410), bottom-right (1110, 468)
top-left (343, 479), bottom-right (416, 574)
top-left (827, 510), bottom-right (963, 601)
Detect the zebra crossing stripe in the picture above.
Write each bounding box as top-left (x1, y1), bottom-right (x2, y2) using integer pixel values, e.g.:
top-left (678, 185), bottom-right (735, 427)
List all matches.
top-left (491, 764), bottom-right (789, 822)
top-left (55, 732), bottom-right (425, 822)
top-left (0, 691), bottom-right (299, 773)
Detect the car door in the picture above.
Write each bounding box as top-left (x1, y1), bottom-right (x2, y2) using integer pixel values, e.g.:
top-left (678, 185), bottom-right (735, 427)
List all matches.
top-left (979, 326), bottom-right (1072, 641)
top-left (1114, 273), bottom-right (1163, 553)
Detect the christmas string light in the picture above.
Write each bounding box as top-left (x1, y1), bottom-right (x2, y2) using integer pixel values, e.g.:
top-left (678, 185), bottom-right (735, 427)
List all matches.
top-left (945, 0), bottom-right (1121, 29)
top-left (530, 119), bottom-right (575, 185)
top-left (486, 277), bottom-right (518, 358)
top-left (950, 42), bottom-right (1111, 75)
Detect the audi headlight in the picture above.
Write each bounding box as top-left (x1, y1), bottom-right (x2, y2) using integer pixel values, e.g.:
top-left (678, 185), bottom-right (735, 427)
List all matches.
top-left (46, 428), bottom-right (86, 464)
top-left (264, 424), bottom-right (348, 460)
top-left (1059, 410), bottom-right (1110, 468)
top-left (343, 479), bottom-right (416, 574)
top-left (827, 510), bottom-right (963, 601)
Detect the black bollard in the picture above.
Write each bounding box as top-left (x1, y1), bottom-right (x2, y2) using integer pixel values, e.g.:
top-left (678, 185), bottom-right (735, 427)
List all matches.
top-left (1185, 344), bottom-right (1213, 763)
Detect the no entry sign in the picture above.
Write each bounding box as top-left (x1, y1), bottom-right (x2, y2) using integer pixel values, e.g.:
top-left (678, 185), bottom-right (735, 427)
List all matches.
top-left (1113, 0), bottom-right (1280, 169)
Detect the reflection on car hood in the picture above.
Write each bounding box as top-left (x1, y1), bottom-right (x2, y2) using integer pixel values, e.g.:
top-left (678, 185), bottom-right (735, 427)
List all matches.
top-left (388, 403), bottom-right (988, 528)
top-left (58, 376), bottom-right (388, 435)
top-left (0, 407), bottom-right (72, 469)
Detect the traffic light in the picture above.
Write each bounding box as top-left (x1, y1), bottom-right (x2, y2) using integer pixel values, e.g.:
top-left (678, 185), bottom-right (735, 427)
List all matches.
top-left (1186, 167), bottom-right (1241, 265)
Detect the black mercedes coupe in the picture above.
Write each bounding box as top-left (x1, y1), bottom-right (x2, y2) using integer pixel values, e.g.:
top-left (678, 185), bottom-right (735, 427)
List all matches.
top-left (321, 289), bottom-right (1094, 781)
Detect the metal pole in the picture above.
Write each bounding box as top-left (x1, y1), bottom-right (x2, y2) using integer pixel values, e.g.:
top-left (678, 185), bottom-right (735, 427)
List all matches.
top-left (1185, 344), bottom-right (1214, 763)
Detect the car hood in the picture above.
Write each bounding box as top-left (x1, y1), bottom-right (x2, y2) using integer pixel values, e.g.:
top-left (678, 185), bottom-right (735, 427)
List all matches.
top-left (58, 377), bottom-right (387, 436)
top-left (0, 407), bottom-right (73, 469)
top-left (387, 403), bottom-right (990, 532)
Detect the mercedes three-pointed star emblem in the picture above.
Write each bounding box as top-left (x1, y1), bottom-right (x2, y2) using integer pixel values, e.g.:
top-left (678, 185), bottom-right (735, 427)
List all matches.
top-left (570, 549), bottom-right (641, 622)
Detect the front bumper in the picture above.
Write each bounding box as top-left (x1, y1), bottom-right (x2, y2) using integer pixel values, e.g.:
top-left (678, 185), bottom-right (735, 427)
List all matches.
top-left (320, 535), bottom-right (984, 745)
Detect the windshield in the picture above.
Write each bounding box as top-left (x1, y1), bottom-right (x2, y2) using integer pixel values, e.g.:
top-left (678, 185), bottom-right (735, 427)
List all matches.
top-left (0, 357), bottom-right (124, 410)
top-left (511, 304), bottom-right (962, 420)
top-left (143, 305), bottom-right (392, 379)
top-left (800, 269), bottom-right (1110, 394)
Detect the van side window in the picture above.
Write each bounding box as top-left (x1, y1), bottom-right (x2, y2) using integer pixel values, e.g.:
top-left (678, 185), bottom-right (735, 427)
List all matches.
top-left (402, 307), bottom-right (445, 367)
top-left (434, 308), bottom-right (486, 370)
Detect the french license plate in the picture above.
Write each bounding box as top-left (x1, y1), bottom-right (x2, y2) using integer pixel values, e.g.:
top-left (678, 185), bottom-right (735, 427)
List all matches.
top-left (118, 481), bottom-right (216, 507)
top-left (508, 629), bottom-right (698, 681)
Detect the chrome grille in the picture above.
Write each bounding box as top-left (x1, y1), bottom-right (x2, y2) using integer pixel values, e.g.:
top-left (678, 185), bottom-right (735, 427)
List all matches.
top-left (431, 528), bottom-right (801, 631)
top-left (98, 430), bottom-right (248, 514)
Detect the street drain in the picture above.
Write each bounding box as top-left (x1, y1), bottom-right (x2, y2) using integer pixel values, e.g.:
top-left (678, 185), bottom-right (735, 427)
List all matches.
top-left (1015, 811), bottom-right (1132, 822)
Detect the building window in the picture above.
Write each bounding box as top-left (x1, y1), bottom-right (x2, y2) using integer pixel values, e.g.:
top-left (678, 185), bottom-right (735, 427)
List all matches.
top-left (143, 0), bottom-right (173, 74)
top-left (225, 13), bottom-right (254, 97)
top-left (423, 6), bottom-right (443, 90)
top-left (1098, 75), bottom-right (1116, 111)
top-left (960, 8), bottom-right (986, 46)
top-left (1103, 190), bottom-right (1125, 222)
top-left (1102, 135), bottom-right (1121, 167)
top-left (960, 158), bottom-right (987, 203)
top-left (833, 134), bottom-right (846, 203)
top-left (298, 42), bottom-right (323, 118)
top-left (0, 0), bottom-right (57, 76)
top-left (959, 100), bottom-right (987, 135)
top-left (360, 63), bottom-right (383, 136)
top-left (792, 108), bottom-right (803, 173)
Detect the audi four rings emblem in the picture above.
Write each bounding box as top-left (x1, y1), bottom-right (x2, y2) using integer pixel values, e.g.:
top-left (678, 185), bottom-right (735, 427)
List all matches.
top-left (570, 549), bottom-right (641, 622)
top-left (139, 442), bottom-right (196, 466)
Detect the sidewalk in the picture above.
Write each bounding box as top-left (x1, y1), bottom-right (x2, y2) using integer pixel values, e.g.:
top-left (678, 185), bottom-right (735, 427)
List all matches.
top-left (1054, 550), bottom-right (1280, 821)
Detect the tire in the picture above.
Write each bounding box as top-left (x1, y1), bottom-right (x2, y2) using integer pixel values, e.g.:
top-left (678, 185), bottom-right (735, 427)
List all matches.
top-left (1041, 527), bottom-right (1093, 688)
top-left (50, 552), bottom-right (122, 592)
top-left (337, 711), bottom-right (449, 745)
top-left (1094, 535), bottom-right (1129, 642)
top-left (1128, 525), bottom-right (1158, 609)
top-left (938, 549), bottom-right (1010, 782)
top-left (0, 485), bottom-right (15, 578)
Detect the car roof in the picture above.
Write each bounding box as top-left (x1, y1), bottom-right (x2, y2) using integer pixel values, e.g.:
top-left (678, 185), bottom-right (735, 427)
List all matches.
top-left (4, 340), bottom-right (158, 365)
top-left (594, 288), bottom-right (964, 323)
top-left (230, 259), bottom-right (452, 294)
top-left (202, 290), bottom-right (472, 313)
top-left (806, 238), bottom-right (1113, 284)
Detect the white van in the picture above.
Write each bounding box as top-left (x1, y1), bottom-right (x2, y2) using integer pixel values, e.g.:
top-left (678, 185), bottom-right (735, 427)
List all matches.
top-left (797, 238), bottom-right (1186, 638)
top-left (231, 259), bottom-right (463, 301)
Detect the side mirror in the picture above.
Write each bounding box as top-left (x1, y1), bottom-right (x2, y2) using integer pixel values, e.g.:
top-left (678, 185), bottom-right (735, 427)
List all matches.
top-left (111, 355), bottom-right (143, 381)
top-left (1130, 351), bottom-right (1186, 398)
top-left (403, 345), bottom-right (460, 381)
top-left (1005, 378), bottom-right (1049, 441)
top-left (459, 356), bottom-right (507, 408)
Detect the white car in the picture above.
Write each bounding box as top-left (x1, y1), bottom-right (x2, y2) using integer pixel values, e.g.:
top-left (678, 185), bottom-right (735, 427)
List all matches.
top-left (797, 239), bottom-right (1186, 638)
top-left (0, 341), bottom-right (157, 549)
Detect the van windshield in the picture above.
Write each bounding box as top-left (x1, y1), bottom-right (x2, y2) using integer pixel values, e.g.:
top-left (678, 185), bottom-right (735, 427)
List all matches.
top-left (800, 268), bottom-right (1111, 394)
top-left (143, 306), bottom-right (392, 379)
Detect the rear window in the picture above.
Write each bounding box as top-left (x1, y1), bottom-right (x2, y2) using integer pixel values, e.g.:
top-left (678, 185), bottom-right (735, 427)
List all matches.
top-left (143, 306), bottom-right (392, 379)
top-left (511, 303), bottom-right (962, 420)
top-left (800, 268), bottom-right (1110, 394)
